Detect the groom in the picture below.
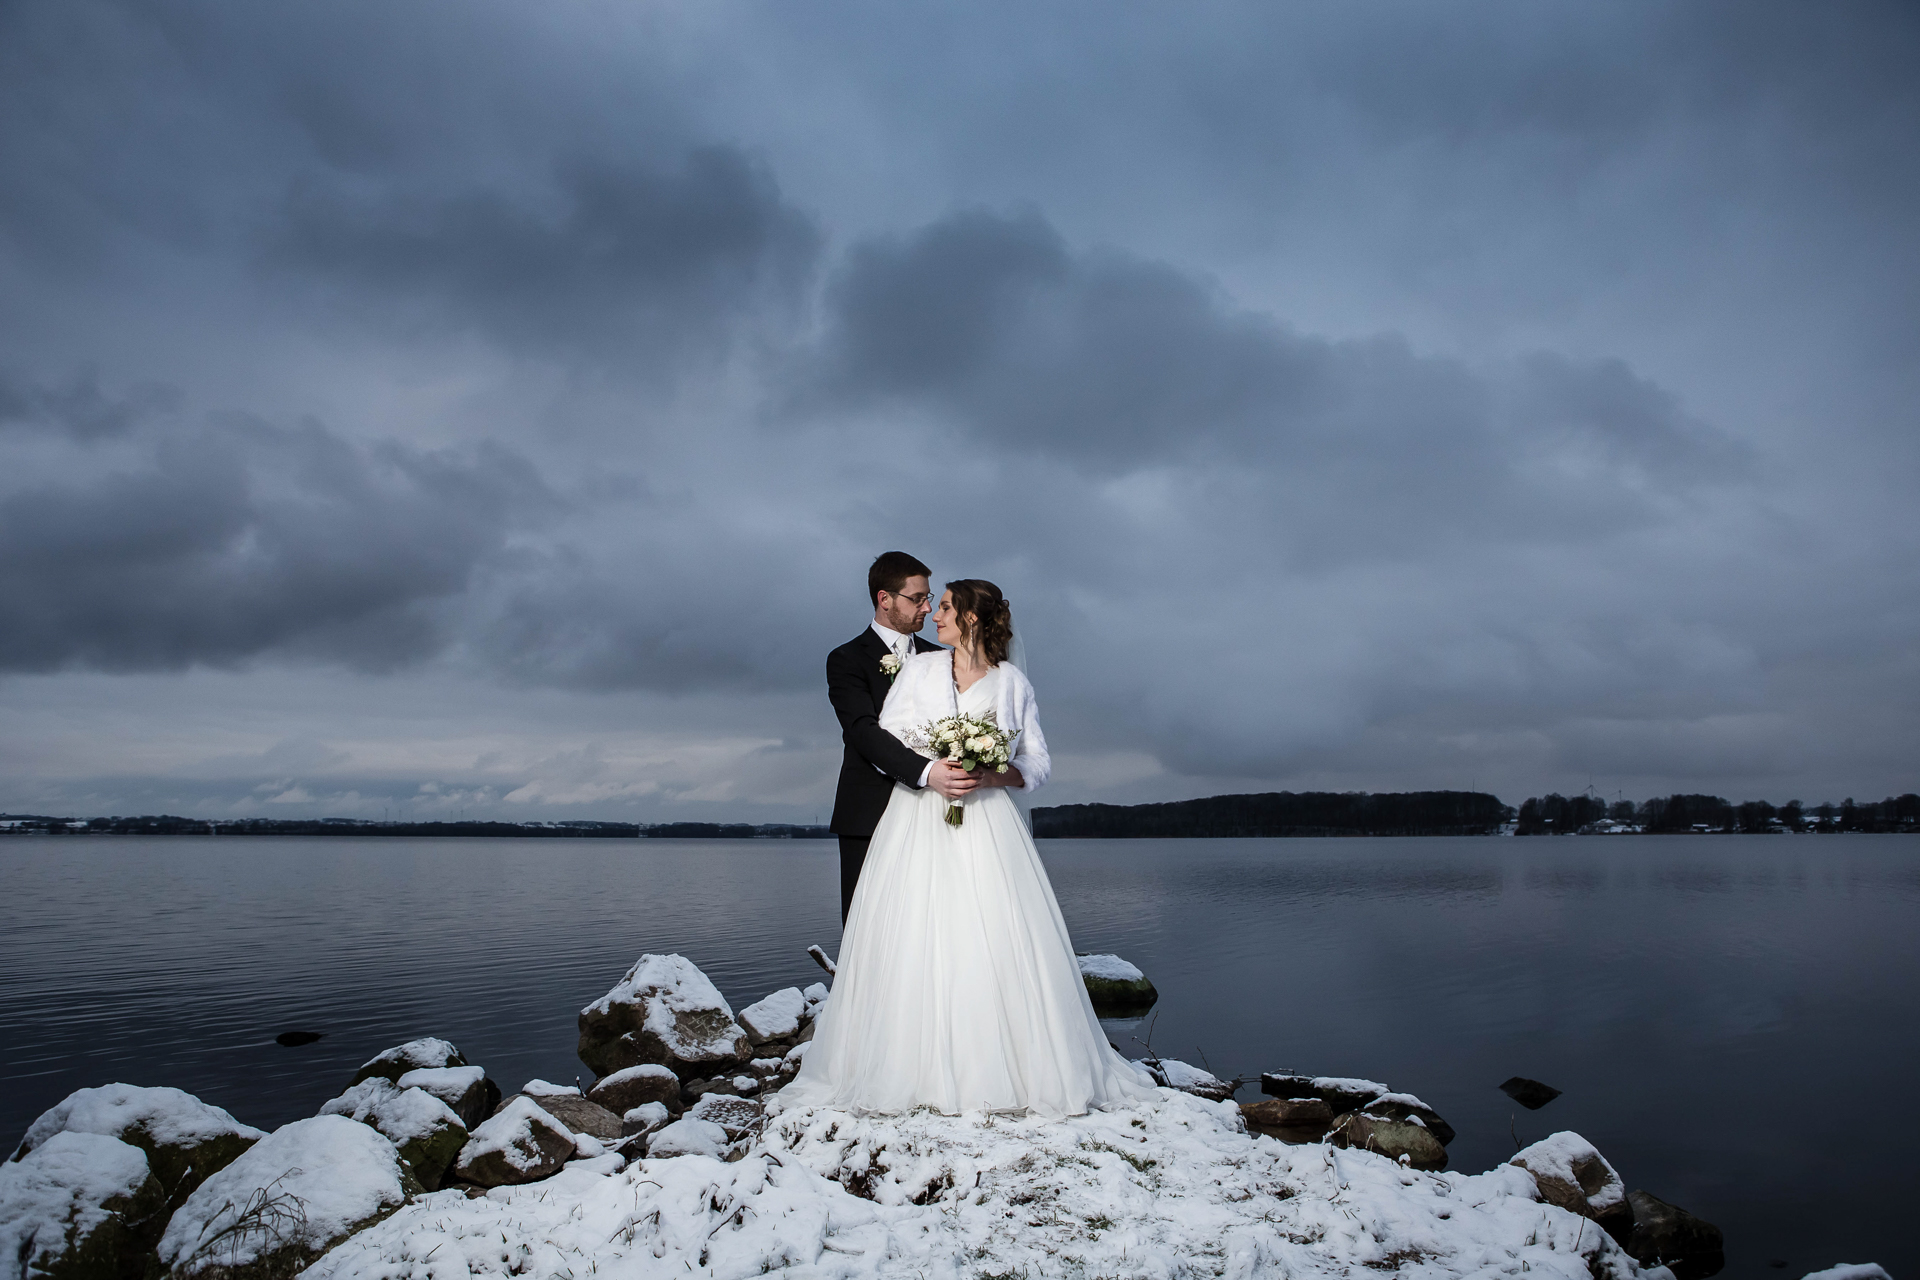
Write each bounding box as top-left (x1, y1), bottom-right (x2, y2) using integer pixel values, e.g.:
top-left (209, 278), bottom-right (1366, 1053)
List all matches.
top-left (826, 551), bottom-right (978, 923)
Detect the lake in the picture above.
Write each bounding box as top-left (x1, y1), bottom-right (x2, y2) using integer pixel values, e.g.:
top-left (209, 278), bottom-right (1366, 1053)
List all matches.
top-left (3, 834), bottom-right (1914, 1274)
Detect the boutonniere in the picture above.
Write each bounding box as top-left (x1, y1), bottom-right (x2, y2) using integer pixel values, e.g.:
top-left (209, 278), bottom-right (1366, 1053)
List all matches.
top-left (879, 653), bottom-right (902, 677)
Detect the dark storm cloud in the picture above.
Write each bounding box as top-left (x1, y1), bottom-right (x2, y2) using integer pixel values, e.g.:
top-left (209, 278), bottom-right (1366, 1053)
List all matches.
top-left (814, 207), bottom-right (1742, 532)
top-left (270, 149), bottom-right (820, 364)
top-left (0, 417), bottom-right (552, 673)
top-left (0, 368), bottom-right (182, 440)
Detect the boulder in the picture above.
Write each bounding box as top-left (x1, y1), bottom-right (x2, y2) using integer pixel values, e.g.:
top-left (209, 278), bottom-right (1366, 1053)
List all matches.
top-left (451, 1098), bottom-right (574, 1188)
top-left (349, 1038), bottom-right (467, 1087)
top-left (9, 1084), bottom-right (264, 1209)
top-left (1623, 1190), bottom-right (1725, 1279)
top-left (1362, 1092), bottom-right (1456, 1147)
top-left (157, 1116), bottom-right (415, 1280)
top-left (588, 1064), bottom-right (683, 1117)
top-left (738, 988), bottom-right (807, 1045)
top-left (687, 1095), bottom-right (764, 1142)
top-left (621, 1103), bottom-right (672, 1139)
top-left (1510, 1132), bottom-right (1629, 1236)
top-left (520, 1093), bottom-right (623, 1142)
top-left (683, 1078), bottom-right (741, 1104)
top-left (612, 1105), bottom-right (673, 1163)
top-left (318, 1080), bottom-right (467, 1191)
top-left (1240, 1097), bottom-right (1333, 1141)
top-left (1309, 1076), bottom-right (1388, 1113)
top-left (577, 954), bottom-right (753, 1080)
top-left (1330, 1113), bottom-right (1448, 1170)
top-left (1134, 1058), bottom-right (1234, 1102)
top-left (0, 1131), bottom-right (167, 1280)
top-left (395, 1066), bottom-right (496, 1130)
top-left (1077, 954), bottom-right (1158, 1014)
top-left (1500, 1076), bottom-right (1563, 1110)
top-left (1800, 1267), bottom-right (1892, 1280)
top-left (645, 1119), bottom-right (729, 1160)
top-left (1260, 1073), bottom-right (1318, 1098)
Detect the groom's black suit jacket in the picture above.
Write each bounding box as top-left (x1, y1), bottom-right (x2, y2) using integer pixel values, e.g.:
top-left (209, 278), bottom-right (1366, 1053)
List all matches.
top-left (828, 628), bottom-right (943, 837)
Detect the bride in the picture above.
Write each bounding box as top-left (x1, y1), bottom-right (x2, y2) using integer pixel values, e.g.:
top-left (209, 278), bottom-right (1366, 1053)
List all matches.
top-left (781, 579), bottom-right (1157, 1118)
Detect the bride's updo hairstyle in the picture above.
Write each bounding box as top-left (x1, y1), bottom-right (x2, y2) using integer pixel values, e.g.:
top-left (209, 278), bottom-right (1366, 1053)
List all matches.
top-left (946, 579), bottom-right (1013, 666)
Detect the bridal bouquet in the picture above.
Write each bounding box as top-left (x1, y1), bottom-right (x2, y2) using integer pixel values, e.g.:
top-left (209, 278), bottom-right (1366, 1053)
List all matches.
top-left (913, 711), bottom-right (1014, 826)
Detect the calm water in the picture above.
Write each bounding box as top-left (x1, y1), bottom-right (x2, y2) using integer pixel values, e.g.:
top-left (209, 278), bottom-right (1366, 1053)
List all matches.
top-left (3, 835), bottom-right (1915, 1274)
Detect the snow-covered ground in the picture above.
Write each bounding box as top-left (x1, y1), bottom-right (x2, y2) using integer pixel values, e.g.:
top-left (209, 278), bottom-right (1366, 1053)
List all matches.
top-left (310, 1088), bottom-right (1656, 1280)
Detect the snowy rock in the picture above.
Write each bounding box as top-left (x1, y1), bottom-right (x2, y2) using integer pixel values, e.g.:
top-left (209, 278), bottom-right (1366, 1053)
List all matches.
top-left (611, 1105), bottom-right (673, 1163)
top-left (395, 1065), bottom-right (496, 1129)
top-left (801, 983), bottom-right (829, 1017)
top-left (318, 1080), bottom-right (467, 1191)
top-left (1623, 1190), bottom-right (1724, 1279)
top-left (158, 1115), bottom-right (413, 1280)
top-left (1260, 1071), bottom-right (1319, 1098)
top-left (1331, 1111), bottom-right (1448, 1171)
top-left (684, 1077), bottom-right (741, 1103)
top-left (1800, 1267), bottom-right (1892, 1280)
top-left (0, 1131), bottom-right (165, 1280)
top-left (1362, 1092), bottom-right (1457, 1147)
top-left (645, 1118), bottom-right (729, 1160)
top-left (1240, 1096), bottom-right (1333, 1140)
top-left (1310, 1075), bottom-right (1389, 1112)
top-left (738, 987), bottom-right (806, 1044)
top-left (451, 1097), bottom-right (575, 1188)
top-left (520, 1093), bottom-right (623, 1142)
top-left (687, 1095), bottom-right (764, 1142)
top-left (349, 1038), bottom-right (467, 1087)
top-left (1510, 1132), bottom-right (1628, 1232)
top-left (1077, 953), bottom-right (1158, 1012)
top-left (1135, 1058), bottom-right (1234, 1102)
top-left (587, 1064), bottom-right (682, 1116)
top-left (620, 1103), bottom-right (671, 1138)
top-left (9, 1084), bottom-right (264, 1207)
top-left (576, 953), bottom-right (752, 1079)
top-left (310, 1088), bottom-right (1655, 1280)
top-left (521, 1079), bottom-right (578, 1098)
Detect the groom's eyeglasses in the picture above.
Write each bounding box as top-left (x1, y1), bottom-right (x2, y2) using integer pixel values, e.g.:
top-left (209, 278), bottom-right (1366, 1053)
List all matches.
top-left (894, 592), bottom-right (932, 607)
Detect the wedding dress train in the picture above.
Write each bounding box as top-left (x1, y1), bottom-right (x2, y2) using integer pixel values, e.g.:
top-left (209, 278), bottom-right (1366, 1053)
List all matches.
top-left (781, 657), bottom-right (1157, 1118)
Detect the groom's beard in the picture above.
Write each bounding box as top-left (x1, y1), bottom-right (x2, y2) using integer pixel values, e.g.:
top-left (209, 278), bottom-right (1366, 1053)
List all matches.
top-left (882, 605), bottom-right (925, 634)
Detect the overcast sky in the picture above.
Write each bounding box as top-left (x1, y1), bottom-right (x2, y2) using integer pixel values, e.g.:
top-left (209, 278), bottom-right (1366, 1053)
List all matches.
top-left (3, 0), bottom-right (1915, 822)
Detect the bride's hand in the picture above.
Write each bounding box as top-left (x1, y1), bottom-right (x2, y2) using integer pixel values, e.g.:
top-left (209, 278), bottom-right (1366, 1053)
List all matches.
top-left (970, 765), bottom-right (1024, 789)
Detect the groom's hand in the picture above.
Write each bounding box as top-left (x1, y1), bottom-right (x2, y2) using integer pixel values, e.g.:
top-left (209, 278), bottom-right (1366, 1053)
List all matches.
top-left (928, 760), bottom-right (981, 799)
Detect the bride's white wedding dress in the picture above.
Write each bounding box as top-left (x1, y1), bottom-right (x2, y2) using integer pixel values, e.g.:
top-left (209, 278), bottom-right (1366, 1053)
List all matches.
top-left (781, 652), bottom-right (1157, 1118)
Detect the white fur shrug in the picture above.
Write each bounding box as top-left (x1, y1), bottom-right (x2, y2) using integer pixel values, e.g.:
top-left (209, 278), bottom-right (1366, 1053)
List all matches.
top-left (877, 651), bottom-right (1051, 793)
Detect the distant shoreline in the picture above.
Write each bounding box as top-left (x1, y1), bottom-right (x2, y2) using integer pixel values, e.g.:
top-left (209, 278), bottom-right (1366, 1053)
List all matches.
top-left (5, 784), bottom-right (1914, 838)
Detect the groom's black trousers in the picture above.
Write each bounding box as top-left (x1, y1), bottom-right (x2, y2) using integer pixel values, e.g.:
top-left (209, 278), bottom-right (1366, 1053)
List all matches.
top-left (838, 837), bottom-right (869, 925)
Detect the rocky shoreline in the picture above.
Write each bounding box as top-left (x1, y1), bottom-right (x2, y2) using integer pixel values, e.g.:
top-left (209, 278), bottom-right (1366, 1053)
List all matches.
top-left (2, 951), bottom-right (1886, 1280)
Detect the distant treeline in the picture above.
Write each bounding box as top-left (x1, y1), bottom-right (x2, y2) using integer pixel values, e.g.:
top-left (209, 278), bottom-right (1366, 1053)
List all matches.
top-left (0, 815), bottom-right (833, 839)
top-left (1030, 790), bottom-right (1513, 839)
top-left (1516, 792), bottom-right (1920, 835)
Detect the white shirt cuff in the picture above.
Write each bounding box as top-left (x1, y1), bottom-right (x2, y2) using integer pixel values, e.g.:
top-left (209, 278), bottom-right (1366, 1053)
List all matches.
top-left (916, 761), bottom-right (934, 788)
